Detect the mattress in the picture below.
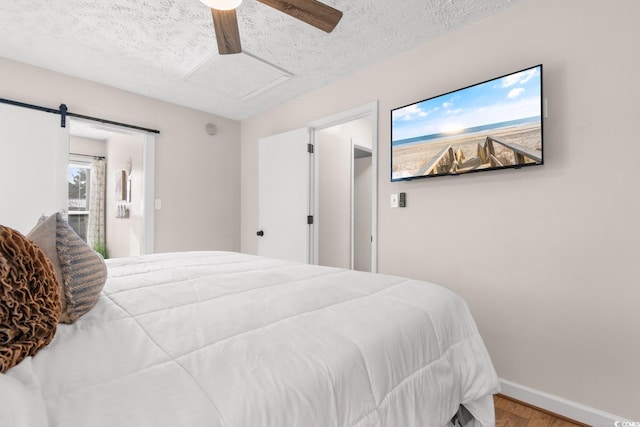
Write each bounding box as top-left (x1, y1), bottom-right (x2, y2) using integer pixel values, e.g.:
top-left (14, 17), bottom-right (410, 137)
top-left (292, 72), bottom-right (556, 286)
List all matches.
top-left (2, 251), bottom-right (499, 427)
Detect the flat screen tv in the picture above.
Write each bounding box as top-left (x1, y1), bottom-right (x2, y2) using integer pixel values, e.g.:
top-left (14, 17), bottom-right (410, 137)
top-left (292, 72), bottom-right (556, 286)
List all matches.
top-left (391, 64), bottom-right (543, 181)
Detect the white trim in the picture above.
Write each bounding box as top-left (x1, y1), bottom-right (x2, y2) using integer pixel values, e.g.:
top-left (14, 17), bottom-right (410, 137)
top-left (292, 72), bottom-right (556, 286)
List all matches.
top-left (499, 378), bottom-right (633, 426)
top-left (307, 127), bottom-right (314, 265)
top-left (141, 133), bottom-right (155, 254)
top-left (307, 101), bottom-right (378, 129)
top-left (69, 116), bottom-right (156, 138)
top-left (349, 139), bottom-right (355, 270)
top-left (309, 127), bottom-right (319, 266)
top-left (56, 125), bottom-right (71, 213)
top-left (370, 103), bottom-right (378, 274)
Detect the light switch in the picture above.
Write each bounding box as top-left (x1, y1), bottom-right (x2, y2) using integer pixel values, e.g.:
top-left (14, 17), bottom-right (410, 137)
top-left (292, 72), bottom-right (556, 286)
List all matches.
top-left (155, 199), bottom-right (162, 210)
top-left (390, 193), bottom-right (399, 208)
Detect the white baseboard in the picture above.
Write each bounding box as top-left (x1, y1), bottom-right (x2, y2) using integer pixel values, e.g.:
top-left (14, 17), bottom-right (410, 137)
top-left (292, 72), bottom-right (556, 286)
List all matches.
top-left (498, 378), bottom-right (633, 426)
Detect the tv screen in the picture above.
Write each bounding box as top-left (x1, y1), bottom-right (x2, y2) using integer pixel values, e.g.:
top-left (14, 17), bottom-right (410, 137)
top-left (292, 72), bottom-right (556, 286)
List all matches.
top-left (391, 64), bottom-right (543, 181)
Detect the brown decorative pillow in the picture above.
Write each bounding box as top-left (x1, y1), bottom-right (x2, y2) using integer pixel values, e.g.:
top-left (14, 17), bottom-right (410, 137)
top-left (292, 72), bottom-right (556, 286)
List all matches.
top-left (0, 225), bottom-right (61, 373)
top-left (28, 213), bottom-right (107, 324)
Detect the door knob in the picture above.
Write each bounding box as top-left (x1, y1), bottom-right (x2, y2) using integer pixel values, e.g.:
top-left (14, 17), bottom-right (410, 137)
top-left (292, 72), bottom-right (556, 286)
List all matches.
top-left (256, 230), bottom-right (264, 237)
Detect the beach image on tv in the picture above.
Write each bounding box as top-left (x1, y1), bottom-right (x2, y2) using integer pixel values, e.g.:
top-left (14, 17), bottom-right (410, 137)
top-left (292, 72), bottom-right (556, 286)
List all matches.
top-left (391, 65), bottom-right (542, 180)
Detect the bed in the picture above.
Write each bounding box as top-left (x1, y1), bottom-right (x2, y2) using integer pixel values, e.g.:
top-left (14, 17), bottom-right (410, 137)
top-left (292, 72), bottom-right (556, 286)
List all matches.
top-left (2, 250), bottom-right (499, 427)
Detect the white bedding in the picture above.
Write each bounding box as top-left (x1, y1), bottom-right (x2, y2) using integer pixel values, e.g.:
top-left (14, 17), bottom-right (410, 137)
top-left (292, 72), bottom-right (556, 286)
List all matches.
top-left (2, 251), bottom-right (499, 427)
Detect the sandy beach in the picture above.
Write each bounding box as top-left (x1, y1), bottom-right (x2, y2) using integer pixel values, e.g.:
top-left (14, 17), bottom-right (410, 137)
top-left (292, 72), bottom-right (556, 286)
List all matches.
top-left (392, 122), bottom-right (542, 179)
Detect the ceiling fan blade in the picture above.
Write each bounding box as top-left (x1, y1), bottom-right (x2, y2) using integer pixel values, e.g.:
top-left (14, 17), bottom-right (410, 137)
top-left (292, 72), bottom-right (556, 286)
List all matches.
top-left (211, 8), bottom-right (242, 55)
top-left (256, 0), bottom-right (343, 33)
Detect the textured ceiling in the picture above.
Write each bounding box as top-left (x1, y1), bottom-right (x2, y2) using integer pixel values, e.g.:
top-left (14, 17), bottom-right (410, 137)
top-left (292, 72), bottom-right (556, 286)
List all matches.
top-left (0, 0), bottom-right (522, 121)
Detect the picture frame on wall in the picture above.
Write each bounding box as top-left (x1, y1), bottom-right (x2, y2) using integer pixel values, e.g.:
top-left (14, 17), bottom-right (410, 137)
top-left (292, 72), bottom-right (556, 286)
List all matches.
top-left (115, 170), bottom-right (127, 201)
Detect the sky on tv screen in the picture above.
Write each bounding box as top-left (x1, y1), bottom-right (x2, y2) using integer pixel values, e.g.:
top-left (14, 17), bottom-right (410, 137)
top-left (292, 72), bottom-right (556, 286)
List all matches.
top-left (392, 66), bottom-right (541, 143)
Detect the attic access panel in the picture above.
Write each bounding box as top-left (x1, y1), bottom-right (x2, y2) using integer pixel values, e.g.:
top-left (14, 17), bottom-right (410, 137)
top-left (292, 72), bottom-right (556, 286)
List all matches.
top-left (184, 52), bottom-right (292, 100)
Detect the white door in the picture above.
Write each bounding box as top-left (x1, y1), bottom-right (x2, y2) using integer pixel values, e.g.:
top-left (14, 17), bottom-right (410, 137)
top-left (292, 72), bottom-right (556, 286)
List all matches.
top-left (258, 128), bottom-right (311, 263)
top-left (0, 104), bottom-right (69, 233)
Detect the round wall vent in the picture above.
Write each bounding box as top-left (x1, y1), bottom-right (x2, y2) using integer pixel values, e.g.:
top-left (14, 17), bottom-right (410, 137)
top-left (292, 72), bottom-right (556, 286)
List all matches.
top-left (205, 123), bottom-right (217, 136)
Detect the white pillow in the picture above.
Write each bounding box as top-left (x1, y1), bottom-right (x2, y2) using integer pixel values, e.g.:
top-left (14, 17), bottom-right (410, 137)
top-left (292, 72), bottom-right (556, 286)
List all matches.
top-left (0, 361), bottom-right (48, 427)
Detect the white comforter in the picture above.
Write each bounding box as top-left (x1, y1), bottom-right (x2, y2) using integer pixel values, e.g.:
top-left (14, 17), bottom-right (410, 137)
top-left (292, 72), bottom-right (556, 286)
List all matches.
top-left (3, 251), bottom-right (499, 427)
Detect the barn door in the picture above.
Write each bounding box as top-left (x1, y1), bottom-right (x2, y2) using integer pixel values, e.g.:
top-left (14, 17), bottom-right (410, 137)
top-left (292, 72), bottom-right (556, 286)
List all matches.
top-left (0, 103), bottom-right (69, 233)
top-left (258, 128), bottom-right (312, 263)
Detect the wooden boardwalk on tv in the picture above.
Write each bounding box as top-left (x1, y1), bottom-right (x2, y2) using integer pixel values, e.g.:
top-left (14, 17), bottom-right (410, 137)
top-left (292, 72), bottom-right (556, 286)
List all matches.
top-left (417, 136), bottom-right (542, 176)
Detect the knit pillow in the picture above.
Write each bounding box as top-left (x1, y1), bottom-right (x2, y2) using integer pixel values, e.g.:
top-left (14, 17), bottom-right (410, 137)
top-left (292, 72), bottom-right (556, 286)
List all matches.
top-left (28, 213), bottom-right (107, 324)
top-left (26, 215), bottom-right (64, 312)
top-left (0, 225), bottom-right (61, 373)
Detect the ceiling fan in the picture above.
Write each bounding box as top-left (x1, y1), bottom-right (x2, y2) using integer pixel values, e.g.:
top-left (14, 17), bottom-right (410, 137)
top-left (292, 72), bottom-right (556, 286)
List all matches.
top-left (200, 0), bottom-right (343, 55)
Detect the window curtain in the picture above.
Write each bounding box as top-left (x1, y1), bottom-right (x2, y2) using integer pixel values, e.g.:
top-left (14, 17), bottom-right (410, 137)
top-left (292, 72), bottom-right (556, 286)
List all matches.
top-left (87, 159), bottom-right (106, 256)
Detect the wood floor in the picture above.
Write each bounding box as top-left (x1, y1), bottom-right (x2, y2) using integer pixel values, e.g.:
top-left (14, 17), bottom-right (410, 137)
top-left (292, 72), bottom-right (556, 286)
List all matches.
top-left (494, 394), bottom-right (590, 427)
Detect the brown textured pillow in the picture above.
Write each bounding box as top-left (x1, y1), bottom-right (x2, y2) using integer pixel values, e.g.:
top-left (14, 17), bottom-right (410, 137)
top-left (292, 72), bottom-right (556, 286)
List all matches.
top-left (28, 213), bottom-right (107, 324)
top-left (0, 225), bottom-right (61, 373)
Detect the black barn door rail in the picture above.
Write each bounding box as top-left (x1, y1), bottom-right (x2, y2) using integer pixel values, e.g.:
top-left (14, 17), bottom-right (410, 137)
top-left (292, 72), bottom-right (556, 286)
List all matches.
top-left (0, 97), bottom-right (160, 134)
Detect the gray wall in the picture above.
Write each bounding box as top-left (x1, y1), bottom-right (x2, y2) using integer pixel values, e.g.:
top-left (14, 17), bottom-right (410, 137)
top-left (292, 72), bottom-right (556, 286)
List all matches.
top-left (241, 0), bottom-right (640, 419)
top-left (106, 133), bottom-right (144, 258)
top-left (316, 118), bottom-right (373, 270)
top-left (353, 156), bottom-right (372, 272)
top-left (317, 127), bottom-right (351, 268)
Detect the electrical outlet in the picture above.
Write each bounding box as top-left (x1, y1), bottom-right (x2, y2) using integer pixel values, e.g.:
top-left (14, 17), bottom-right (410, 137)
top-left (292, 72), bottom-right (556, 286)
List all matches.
top-left (390, 193), bottom-right (399, 208)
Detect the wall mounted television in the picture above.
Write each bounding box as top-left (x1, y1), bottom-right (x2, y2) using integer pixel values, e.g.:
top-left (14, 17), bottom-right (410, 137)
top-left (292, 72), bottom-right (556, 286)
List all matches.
top-left (391, 64), bottom-right (543, 181)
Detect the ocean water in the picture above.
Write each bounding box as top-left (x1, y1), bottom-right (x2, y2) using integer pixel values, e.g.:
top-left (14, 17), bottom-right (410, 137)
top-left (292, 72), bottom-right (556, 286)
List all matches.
top-left (392, 116), bottom-right (541, 147)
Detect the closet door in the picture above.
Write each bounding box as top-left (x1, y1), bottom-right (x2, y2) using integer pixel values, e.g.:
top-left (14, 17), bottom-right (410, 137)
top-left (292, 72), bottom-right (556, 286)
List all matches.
top-left (0, 104), bottom-right (69, 233)
top-left (258, 128), bottom-right (311, 263)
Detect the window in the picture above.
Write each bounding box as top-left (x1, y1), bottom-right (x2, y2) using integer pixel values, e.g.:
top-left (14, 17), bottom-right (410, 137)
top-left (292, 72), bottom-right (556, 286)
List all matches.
top-left (68, 163), bottom-right (91, 241)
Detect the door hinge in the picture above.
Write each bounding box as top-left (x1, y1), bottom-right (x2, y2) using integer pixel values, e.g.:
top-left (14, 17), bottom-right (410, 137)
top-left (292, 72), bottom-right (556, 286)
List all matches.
top-left (307, 143), bottom-right (314, 154)
top-left (307, 215), bottom-right (314, 225)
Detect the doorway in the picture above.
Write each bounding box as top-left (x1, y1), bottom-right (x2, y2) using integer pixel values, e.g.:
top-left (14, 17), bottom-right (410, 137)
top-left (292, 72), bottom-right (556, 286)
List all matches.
top-left (256, 102), bottom-right (377, 271)
top-left (309, 101), bottom-right (378, 273)
top-left (69, 119), bottom-right (156, 257)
